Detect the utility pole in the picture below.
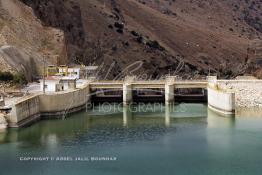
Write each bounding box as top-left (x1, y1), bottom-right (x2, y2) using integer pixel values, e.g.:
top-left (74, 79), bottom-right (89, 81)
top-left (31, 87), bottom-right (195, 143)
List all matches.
top-left (43, 56), bottom-right (46, 94)
top-left (0, 90), bottom-right (5, 107)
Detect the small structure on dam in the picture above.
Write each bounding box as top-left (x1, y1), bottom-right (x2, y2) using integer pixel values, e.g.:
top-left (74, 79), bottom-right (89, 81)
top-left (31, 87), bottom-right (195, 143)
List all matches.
top-left (40, 76), bottom-right (77, 92)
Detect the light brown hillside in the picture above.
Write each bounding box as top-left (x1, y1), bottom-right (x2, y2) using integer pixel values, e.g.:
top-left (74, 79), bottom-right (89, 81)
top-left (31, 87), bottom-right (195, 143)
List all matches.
top-left (0, 0), bottom-right (67, 80)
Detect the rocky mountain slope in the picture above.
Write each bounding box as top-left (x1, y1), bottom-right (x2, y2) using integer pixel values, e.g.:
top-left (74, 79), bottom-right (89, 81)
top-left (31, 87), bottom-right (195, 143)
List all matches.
top-left (0, 0), bottom-right (67, 81)
top-left (16, 0), bottom-right (262, 79)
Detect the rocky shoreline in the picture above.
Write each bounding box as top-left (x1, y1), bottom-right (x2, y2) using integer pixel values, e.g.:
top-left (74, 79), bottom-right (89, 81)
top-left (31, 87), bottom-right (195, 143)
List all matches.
top-left (219, 81), bottom-right (262, 108)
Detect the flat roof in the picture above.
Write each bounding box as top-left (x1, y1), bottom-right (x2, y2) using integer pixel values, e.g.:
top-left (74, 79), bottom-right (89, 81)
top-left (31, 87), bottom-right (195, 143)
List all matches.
top-left (85, 66), bottom-right (99, 70)
top-left (44, 76), bottom-right (61, 80)
top-left (60, 77), bottom-right (77, 80)
top-left (40, 76), bottom-right (75, 81)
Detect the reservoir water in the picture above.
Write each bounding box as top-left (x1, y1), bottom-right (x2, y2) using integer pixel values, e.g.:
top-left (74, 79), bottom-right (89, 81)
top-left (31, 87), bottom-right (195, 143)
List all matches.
top-left (0, 103), bottom-right (262, 175)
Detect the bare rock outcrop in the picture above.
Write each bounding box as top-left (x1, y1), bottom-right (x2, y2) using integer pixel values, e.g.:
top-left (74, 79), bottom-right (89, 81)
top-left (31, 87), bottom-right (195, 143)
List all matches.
top-left (219, 81), bottom-right (262, 108)
top-left (0, 0), bottom-right (67, 80)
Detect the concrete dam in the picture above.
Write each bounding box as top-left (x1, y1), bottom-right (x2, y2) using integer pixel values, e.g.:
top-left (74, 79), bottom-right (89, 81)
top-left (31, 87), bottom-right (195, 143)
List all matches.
top-left (3, 76), bottom-right (237, 128)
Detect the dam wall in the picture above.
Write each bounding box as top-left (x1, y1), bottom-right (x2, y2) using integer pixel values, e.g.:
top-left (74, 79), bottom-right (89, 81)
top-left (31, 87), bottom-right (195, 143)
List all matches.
top-left (7, 95), bottom-right (40, 127)
top-left (39, 84), bottom-right (90, 117)
top-left (208, 87), bottom-right (235, 116)
top-left (6, 84), bottom-right (90, 128)
top-left (6, 78), bottom-right (239, 128)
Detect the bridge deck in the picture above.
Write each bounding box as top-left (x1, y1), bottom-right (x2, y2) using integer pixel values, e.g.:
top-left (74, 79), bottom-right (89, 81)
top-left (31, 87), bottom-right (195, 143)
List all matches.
top-left (89, 80), bottom-right (208, 89)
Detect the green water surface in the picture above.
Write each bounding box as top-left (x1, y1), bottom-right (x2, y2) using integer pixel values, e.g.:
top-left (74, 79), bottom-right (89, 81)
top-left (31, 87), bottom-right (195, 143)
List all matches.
top-left (0, 103), bottom-right (262, 175)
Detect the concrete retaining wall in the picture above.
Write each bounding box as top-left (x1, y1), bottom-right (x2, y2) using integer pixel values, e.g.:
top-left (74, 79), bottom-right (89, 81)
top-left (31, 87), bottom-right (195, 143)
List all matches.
top-left (7, 95), bottom-right (40, 127)
top-left (7, 84), bottom-right (90, 128)
top-left (39, 84), bottom-right (90, 115)
top-left (208, 87), bottom-right (235, 115)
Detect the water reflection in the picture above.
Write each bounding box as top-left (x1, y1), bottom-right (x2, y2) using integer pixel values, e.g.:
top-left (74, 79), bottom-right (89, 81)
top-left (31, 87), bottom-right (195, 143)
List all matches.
top-left (123, 106), bottom-right (131, 127)
top-left (2, 104), bottom-right (262, 146)
top-left (1, 104), bottom-right (262, 175)
top-left (165, 105), bottom-right (171, 127)
top-left (206, 107), bottom-right (262, 174)
top-left (4, 103), bottom-right (260, 146)
top-left (207, 109), bottom-right (236, 129)
top-left (236, 107), bottom-right (262, 117)
top-left (0, 103), bottom-right (209, 145)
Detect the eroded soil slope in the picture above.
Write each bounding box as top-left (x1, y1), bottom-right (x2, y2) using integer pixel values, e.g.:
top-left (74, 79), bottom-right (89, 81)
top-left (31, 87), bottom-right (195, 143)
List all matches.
top-left (21, 0), bottom-right (262, 79)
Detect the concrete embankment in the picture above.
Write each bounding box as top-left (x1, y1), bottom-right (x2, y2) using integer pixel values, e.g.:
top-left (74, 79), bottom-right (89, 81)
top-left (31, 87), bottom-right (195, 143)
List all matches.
top-left (39, 85), bottom-right (90, 117)
top-left (6, 84), bottom-right (90, 128)
top-left (7, 94), bottom-right (40, 127)
top-left (206, 76), bottom-right (235, 116)
top-left (207, 87), bottom-right (235, 116)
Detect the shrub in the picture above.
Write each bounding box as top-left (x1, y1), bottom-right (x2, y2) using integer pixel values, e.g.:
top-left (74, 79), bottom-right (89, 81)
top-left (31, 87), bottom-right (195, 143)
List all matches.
top-left (13, 73), bottom-right (27, 85)
top-left (146, 40), bottom-right (165, 51)
top-left (114, 22), bottom-right (124, 29)
top-left (0, 71), bottom-right (13, 81)
top-left (0, 71), bottom-right (27, 85)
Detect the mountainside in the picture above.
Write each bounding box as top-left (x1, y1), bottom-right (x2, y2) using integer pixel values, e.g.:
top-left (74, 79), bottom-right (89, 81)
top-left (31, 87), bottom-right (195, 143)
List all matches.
top-left (0, 0), bottom-right (67, 81)
top-left (19, 0), bottom-right (262, 79)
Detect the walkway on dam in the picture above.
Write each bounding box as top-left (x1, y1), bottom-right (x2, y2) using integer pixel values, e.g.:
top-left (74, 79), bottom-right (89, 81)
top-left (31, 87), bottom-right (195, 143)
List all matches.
top-left (89, 80), bottom-right (208, 89)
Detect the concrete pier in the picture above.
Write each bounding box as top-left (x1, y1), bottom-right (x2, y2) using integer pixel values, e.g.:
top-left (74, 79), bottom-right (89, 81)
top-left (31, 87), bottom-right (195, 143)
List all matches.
top-left (165, 76), bottom-right (175, 104)
top-left (207, 87), bottom-right (235, 116)
top-left (123, 83), bottom-right (132, 105)
top-left (207, 76), bottom-right (235, 115)
top-left (165, 84), bottom-right (174, 104)
top-left (123, 76), bottom-right (136, 105)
